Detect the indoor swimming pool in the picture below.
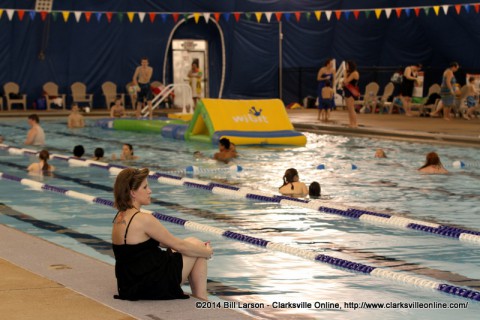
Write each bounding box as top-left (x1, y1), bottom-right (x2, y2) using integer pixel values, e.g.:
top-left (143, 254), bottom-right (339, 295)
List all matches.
top-left (0, 118), bottom-right (479, 319)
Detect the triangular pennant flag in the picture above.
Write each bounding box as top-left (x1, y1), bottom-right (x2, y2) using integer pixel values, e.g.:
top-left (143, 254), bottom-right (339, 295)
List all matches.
top-left (161, 14), bottom-right (168, 23)
top-left (414, 8), bottom-right (420, 17)
top-left (233, 13), bottom-right (241, 22)
top-left (365, 11), bottom-right (372, 19)
top-left (40, 11), bottom-right (48, 21)
top-left (213, 13), bottom-right (221, 22)
top-left (405, 8), bottom-right (411, 17)
top-left (395, 8), bottom-right (402, 18)
top-left (275, 12), bottom-right (283, 21)
top-left (183, 14), bottom-right (189, 21)
top-left (455, 5), bottom-right (462, 14)
top-left (51, 11), bottom-right (58, 22)
top-left (325, 11), bottom-right (332, 21)
top-left (475, 4), bottom-right (480, 14)
top-left (18, 10), bottom-right (25, 21)
top-left (335, 11), bottom-right (341, 20)
top-left (423, 8), bottom-right (430, 16)
top-left (172, 13), bottom-right (179, 23)
top-left (465, 5), bottom-right (470, 13)
top-left (117, 12), bottom-right (124, 23)
top-left (255, 12), bottom-right (262, 23)
top-left (106, 12), bottom-right (113, 23)
top-left (305, 12), bottom-right (311, 21)
top-left (28, 11), bottom-right (35, 21)
top-left (62, 11), bottom-right (70, 22)
top-left (193, 13), bottom-right (200, 23)
top-left (375, 9), bottom-right (382, 19)
top-left (127, 12), bottom-right (135, 23)
top-left (294, 12), bottom-right (301, 22)
top-left (74, 11), bottom-right (82, 22)
top-left (96, 12), bottom-right (103, 22)
top-left (385, 9), bottom-right (392, 19)
top-left (223, 13), bottom-right (230, 22)
top-left (244, 13), bottom-right (252, 20)
top-left (85, 12), bottom-right (92, 23)
top-left (441, 5), bottom-right (449, 15)
top-left (7, 9), bottom-right (14, 21)
top-left (138, 12), bottom-right (145, 23)
top-left (433, 6), bottom-right (440, 16)
top-left (0, 9), bottom-right (3, 19)
top-left (150, 13), bottom-right (156, 23)
top-left (314, 11), bottom-right (321, 21)
top-left (265, 12), bottom-right (272, 22)
top-left (284, 12), bottom-right (291, 21)
top-left (344, 11), bottom-right (350, 20)
top-left (203, 13), bottom-right (210, 23)
top-left (353, 10), bottom-right (360, 20)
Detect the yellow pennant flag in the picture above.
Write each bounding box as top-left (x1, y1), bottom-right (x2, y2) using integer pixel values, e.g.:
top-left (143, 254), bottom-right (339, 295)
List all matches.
top-left (0, 9), bottom-right (3, 19)
top-left (375, 9), bottom-right (382, 19)
top-left (255, 12), bottom-right (262, 23)
top-left (314, 11), bottom-right (321, 21)
top-left (433, 6), bottom-right (440, 16)
top-left (62, 11), bottom-right (70, 22)
top-left (193, 13), bottom-right (200, 23)
top-left (127, 12), bottom-right (135, 23)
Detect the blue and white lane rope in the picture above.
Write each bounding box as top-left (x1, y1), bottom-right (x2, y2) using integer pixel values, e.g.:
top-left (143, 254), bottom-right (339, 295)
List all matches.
top-left (1, 171), bottom-right (479, 302)
top-left (2, 143), bottom-right (480, 244)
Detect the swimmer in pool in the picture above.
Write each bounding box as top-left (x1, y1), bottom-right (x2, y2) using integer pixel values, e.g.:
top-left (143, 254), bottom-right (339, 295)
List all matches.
top-left (308, 181), bottom-right (321, 199)
top-left (213, 138), bottom-right (237, 164)
top-left (279, 168), bottom-right (308, 197)
top-left (112, 143), bottom-right (139, 161)
top-left (374, 148), bottom-right (387, 158)
top-left (27, 149), bottom-right (55, 173)
top-left (418, 152), bottom-right (449, 174)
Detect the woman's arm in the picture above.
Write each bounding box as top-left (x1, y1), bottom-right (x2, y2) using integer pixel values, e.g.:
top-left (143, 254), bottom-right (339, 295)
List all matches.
top-left (142, 214), bottom-right (212, 258)
top-left (344, 71), bottom-right (359, 85)
top-left (317, 68), bottom-right (326, 81)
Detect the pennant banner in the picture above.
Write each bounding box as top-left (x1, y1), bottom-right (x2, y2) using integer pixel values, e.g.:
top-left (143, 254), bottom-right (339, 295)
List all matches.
top-left (0, 3), bottom-right (478, 25)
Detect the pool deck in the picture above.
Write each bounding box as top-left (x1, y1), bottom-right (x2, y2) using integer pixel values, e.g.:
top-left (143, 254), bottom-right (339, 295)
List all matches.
top-left (1, 107), bottom-right (479, 320)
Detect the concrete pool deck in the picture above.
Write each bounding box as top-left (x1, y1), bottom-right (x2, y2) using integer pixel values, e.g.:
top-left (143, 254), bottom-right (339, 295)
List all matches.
top-left (1, 107), bottom-right (479, 319)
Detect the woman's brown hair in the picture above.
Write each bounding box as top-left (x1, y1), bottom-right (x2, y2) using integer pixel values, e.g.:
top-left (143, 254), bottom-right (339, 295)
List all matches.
top-left (419, 152), bottom-right (442, 170)
top-left (39, 150), bottom-right (50, 171)
top-left (113, 168), bottom-right (149, 211)
top-left (280, 168), bottom-right (299, 190)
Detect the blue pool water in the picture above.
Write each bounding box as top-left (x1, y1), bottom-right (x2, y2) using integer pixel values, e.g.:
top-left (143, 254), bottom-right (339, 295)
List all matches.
top-left (0, 118), bottom-right (479, 319)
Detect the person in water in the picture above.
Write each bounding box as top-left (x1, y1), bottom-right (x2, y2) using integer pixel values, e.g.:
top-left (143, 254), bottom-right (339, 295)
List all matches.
top-left (418, 152), bottom-right (449, 174)
top-left (27, 149), bottom-right (55, 173)
top-left (279, 168), bottom-right (308, 196)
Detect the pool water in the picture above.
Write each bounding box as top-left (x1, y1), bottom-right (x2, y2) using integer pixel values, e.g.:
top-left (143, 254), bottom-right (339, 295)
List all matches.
top-left (0, 118), bottom-right (479, 319)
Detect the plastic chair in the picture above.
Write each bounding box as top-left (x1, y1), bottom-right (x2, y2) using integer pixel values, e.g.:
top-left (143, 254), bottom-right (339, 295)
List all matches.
top-left (359, 82), bottom-right (380, 113)
top-left (125, 82), bottom-right (137, 109)
top-left (43, 82), bottom-right (66, 111)
top-left (70, 82), bottom-right (93, 108)
top-left (427, 84), bottom-right (441, 97)
top-left (377, 82), bottom-right (395, 114)
top-left (101, 81), bottom-right (125, 110)
top-left (3, 82), bottom-right (27, 111)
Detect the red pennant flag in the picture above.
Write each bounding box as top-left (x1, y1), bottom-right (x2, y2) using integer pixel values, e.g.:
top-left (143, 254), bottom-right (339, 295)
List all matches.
top-left (85, 12), bottom-right (92, 22)
top-left (172, 13), bottom-right (179, 22)
top-left (234, 13), bottom-right (240, 22)
top-left (18, 10), bottom-right (25, 21)
top-left (353, 11), bottom-right (360, 20)
top-left (275, 12), bottom-right (282, 21)
top-left (475, 4), bottom-right (480, 13)
top-left (414, 8), bottom-right (420, 17)
top-left (455, 5), bottom-right (462, 14)
top-left (39, 11), bottom-right (48, 21)
top-left (294, 12), bottom-right (301, 22)
top-left (106, 12), bottom-right (113, 23)
top-left (214, 13), bottom-right (221, 22)
top-left (335, 11), bottom-right (342, 20)
top-left (395, 8), bottom-right (402, 18)
top-left (149, 13), bottom-right (156, 23)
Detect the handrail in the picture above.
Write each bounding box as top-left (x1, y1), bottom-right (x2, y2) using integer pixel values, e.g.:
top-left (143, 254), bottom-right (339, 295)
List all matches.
top-left (141, 83), bottom-right (194, 118)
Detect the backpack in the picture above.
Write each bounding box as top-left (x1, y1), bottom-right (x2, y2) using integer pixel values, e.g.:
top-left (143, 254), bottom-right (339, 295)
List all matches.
top-left (390, 72), bottom-right (403, 84)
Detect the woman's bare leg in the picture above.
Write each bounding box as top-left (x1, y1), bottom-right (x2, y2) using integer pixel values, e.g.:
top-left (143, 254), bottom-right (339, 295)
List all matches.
top-left (346, 97), bottom-right (357, 128)
top-left (181, 237), bottom-right (208, 300)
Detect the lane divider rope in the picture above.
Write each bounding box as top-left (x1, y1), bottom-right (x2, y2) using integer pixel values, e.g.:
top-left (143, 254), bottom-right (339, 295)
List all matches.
top-left (0, 170), bottom-right (479, 302)
top-left (1, 143), bottom-right (480, 245)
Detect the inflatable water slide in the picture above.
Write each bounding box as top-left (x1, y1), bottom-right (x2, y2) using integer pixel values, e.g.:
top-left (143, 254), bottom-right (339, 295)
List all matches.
top-left (98, 99), bottom-right (306, 146)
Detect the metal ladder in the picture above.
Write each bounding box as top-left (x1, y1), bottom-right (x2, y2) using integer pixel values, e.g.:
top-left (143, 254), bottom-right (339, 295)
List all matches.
top-left (141, 83), bottom-right (194, 118)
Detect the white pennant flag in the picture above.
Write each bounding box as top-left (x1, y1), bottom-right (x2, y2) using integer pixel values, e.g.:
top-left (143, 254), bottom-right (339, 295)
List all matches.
top-left (6, 9), bottom-right (14, 21)
top-left (74, 11), bottom-right (82, 22)
top-left (265, 12), bottom-right (272, 22)
top-left (138, 12), bottom-right (145, 23)
top-left (325, 10), bottom-right (332, 21)
top-left (385, 8), bottom-right (392, 19)
top-left (442, 5), bottom-right (449, 15)
top-left (203, 13), bottom-right (210, 23)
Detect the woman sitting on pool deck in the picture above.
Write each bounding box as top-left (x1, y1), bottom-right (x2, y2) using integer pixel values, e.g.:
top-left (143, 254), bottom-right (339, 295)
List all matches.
top-left (418, 152), bottom-right (449, 174)
top-left (279, 168), bottom-right (308, 197)
top-left (112, 168), bottom-right (213, 301)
